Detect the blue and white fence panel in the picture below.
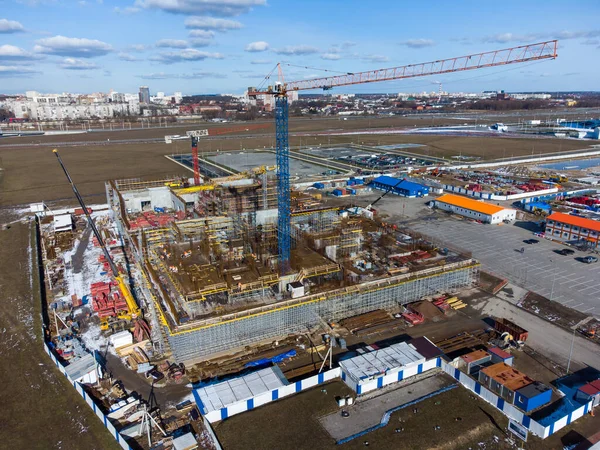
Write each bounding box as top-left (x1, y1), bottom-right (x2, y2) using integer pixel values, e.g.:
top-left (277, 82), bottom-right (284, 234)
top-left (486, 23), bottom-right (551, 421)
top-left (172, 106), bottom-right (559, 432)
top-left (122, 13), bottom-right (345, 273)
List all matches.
top-left (201, 367), bottom-right (341, 423)
top-left (42, 341), bottom-right (133, 450)
top-left (440, 359), bottom-right (596, 439)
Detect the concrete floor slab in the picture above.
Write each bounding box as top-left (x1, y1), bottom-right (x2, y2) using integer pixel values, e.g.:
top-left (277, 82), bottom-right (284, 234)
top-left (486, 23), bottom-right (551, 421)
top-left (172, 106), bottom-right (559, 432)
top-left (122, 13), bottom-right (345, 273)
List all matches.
top-left (318, 374), bottom-right (453, 442)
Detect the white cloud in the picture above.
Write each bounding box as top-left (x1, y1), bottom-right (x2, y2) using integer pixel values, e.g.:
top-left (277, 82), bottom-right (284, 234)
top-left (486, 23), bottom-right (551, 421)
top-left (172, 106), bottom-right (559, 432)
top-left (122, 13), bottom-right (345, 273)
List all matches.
top-left (127, 44), bottom-right (147, 52)
top-left (34, 35), bottom-right (113, 57)
top-left (113, 6), bottom-right (140, 14)
top-left (118, 52), bottom-right (139, 61)
top-left (155, 39), bottom-right (188, 49)
top-left (151, 48), bottom-right (224, 63)
top-left (321, 52), bottom-right (340, 60)
top-left (0, 65), bottom-right (39, 77)
top-left (189, 30), bottom-right (215, 39)
top-left (138, 71), bottom-right (223, 79)
top-left (250, 59), bottom-right (271, 64)
top-left (60, 57), bottom-right (99, 70)
top-left (273, 45), bottom-right (319, 55)
top-left (189, 38), bottom-right (212, 47)
top-left (361, 54), bottom-right (389, 63)
top-left (482, 30), bottom-right (600, 44)
top-left (245, 41), bottom-right (269, 52)
top-left (134, 0), bottom-right (265, 16)
top-left (399, 38), bottom-right (435, 48)
top-left (185, 16), bottom-right (243, 31)
top-left (0, 44), bottom-right (38, 60)
top-left (0, 19), bottom-right (25, 33)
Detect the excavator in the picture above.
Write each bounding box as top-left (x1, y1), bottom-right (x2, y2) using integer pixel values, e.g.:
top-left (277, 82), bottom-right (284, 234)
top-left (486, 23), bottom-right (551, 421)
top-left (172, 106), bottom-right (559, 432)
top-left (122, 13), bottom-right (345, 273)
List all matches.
top-left (53, 149), bottom-right (149, 338)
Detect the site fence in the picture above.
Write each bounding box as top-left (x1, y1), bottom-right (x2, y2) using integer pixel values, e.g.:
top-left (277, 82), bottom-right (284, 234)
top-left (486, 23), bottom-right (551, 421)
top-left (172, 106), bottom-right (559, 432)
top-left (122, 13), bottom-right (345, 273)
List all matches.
top-left (42, 340), bottom-right (133, 450)
top-left (196, 368), bottom-right (342, 423)
top-left (439, 359), bottom-right (595, 439)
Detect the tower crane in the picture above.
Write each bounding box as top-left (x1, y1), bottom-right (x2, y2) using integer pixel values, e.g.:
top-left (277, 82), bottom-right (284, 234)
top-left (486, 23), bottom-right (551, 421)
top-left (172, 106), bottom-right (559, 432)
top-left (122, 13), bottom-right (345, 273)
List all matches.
top-left (53, 149), bottom-right (146, 333)
top-left (247, 40), bottom-right (558, 275)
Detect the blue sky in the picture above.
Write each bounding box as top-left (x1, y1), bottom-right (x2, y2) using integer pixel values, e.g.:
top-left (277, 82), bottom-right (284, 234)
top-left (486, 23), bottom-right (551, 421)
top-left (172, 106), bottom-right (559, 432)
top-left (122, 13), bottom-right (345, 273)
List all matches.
top-left (1, 0), bottom-right (599, 95)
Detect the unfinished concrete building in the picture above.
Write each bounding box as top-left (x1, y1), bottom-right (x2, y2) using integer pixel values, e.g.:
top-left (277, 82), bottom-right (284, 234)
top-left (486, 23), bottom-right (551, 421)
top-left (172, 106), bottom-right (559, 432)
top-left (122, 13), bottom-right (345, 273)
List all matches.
top-left (106, 174), bottom-right (479, 363)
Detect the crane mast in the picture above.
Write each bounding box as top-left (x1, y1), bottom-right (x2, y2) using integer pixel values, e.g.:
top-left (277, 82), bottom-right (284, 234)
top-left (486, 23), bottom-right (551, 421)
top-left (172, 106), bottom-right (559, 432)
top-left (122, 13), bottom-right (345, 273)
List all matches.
top-left (53, 149), bottom-right (140, 319)
top-left (258, 41), bottom-right (558, 275)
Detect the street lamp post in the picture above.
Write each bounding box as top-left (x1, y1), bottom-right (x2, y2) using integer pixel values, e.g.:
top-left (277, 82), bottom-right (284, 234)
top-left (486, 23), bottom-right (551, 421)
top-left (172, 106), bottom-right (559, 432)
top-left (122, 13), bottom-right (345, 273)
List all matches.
top-left (550, 258), bottom-right (558, 301)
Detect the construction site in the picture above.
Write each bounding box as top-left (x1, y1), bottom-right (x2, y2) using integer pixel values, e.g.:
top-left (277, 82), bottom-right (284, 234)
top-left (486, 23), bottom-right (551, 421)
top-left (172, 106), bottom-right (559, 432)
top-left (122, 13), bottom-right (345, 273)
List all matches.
top-left (106, 172), bottom-right (479, 362)
top-left (9, 38), bottom-right (599, 450)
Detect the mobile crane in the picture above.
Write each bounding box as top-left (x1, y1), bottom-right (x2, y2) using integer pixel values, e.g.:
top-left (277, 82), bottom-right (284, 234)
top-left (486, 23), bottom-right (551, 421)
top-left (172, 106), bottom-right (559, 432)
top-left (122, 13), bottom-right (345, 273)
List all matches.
top-left (53, 149), bottom-right (144, 332)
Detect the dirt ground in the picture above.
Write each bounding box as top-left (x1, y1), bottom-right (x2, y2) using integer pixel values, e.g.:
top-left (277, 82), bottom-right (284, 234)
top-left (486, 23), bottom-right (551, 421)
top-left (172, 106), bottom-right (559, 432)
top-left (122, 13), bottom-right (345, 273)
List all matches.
top-left (0, 115), bottom-right (593, 207)
top-left (0, 213), bottom-right (118, 450)
top-left (214, 379), bottom-right (509, 450)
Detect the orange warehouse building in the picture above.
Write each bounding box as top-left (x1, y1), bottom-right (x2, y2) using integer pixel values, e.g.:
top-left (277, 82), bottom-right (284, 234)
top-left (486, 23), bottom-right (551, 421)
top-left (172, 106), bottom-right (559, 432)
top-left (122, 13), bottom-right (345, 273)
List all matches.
top-left (545, 212), bottom-right (600, 248)
top-left (433, 194), bottom-right (517, 224)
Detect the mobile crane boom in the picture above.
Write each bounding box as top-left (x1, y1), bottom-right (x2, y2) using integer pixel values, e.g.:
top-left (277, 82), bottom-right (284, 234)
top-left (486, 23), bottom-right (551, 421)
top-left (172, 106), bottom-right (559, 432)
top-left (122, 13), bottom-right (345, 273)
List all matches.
top-left (53, 149), bottom-right (140, 318)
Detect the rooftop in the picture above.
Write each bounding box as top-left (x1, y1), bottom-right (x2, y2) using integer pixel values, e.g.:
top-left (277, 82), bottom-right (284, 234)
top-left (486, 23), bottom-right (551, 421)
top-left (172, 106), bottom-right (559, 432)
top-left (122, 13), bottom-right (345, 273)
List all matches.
top-left (339, 341), bottom-right (425, 383)
top-left (460, 349), bottom-right (490, 364)
top-left (578, 380), bottom-right (600, 396)
top-left (547, 212), bottom-right (600, 233)
top-left (481, 362), bottom-right (533, 391)
top-left (194, 366), bottom-right (288, 414)
top-left (488, 347), bottom-right (512, 360)
top-left (516, 381), bottom-right (551, 397)
top-left (435, 193), bottom-right (507, 216)
top-left (372, 176), bottom-right (428, 192)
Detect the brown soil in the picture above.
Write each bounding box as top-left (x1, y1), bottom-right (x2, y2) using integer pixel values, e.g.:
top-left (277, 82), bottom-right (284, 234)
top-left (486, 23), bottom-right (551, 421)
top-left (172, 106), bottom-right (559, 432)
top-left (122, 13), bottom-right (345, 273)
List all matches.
top-left (0, 215), bottom-right (118, 450)
top-left (0, 116), bottom-right (593, 207)
top-left (520, 291), bottom-right (589, 330)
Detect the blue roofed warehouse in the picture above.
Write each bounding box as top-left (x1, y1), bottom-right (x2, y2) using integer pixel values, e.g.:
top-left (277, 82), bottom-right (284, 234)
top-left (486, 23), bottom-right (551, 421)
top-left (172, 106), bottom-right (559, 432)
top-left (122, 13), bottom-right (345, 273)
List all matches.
top-left (370, 176), bottom-right (430, 198)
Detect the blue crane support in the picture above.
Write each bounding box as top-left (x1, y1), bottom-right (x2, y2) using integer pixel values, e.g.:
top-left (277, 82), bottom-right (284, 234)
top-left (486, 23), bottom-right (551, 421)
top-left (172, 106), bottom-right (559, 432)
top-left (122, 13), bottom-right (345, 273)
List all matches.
top-left (275, 93), bottom-right (291, 274)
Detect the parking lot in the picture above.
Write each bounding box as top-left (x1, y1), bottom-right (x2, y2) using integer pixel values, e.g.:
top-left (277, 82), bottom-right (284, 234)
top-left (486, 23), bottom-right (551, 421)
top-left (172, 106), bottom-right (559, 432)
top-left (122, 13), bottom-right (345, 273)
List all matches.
top-left (411, 217), bottom-right (600, 316)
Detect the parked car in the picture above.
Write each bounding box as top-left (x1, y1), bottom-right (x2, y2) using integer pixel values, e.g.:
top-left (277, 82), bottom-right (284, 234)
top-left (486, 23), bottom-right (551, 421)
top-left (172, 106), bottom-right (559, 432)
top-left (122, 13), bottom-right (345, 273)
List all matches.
top-left (523, 239), bottom-right (539, 244)
top-left (556, 248), bottom-right (575, 256)
top-left (582, 256), bottom-right (598, 264)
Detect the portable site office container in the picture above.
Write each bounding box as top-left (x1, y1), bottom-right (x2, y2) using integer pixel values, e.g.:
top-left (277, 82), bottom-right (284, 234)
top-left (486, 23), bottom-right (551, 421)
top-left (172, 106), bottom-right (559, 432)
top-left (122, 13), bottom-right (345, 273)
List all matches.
top-left (514, 381), bottom-right (552, 412)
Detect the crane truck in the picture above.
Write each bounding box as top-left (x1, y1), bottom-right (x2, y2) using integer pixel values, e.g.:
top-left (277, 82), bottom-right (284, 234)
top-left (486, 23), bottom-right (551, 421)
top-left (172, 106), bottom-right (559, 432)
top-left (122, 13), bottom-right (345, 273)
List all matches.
top-left (53, 149), bottom-right (145, 332)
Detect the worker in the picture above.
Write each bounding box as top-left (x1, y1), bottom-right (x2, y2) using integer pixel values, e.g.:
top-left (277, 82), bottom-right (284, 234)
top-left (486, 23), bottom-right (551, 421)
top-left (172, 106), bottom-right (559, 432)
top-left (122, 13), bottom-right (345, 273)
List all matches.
top-left (520, 247), bottom-right (524, 253)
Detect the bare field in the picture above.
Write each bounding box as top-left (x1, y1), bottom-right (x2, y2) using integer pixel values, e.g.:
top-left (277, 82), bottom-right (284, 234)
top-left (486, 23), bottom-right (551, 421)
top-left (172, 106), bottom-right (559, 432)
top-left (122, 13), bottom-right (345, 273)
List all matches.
top-left (0, 217), bottom-right (118, 450)
top-left (0, 115), bottom-right (594, 207)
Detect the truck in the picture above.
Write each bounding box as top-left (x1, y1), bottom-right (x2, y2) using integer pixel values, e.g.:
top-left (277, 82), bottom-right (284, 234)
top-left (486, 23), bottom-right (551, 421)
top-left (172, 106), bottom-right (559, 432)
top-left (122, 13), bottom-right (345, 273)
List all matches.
top-left (494, 318), bottom-right (528, 342)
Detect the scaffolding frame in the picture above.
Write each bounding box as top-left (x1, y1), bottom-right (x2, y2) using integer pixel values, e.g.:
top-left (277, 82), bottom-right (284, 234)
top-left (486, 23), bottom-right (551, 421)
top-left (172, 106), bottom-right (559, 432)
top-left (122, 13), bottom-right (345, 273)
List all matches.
top-left (166, 260), bottom-right (479, 361)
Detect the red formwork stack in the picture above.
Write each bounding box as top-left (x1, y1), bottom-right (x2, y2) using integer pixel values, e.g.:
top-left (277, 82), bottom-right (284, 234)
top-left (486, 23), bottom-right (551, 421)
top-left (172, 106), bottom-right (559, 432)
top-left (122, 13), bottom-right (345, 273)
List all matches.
top-left (129, 211), bottom-right (177, 230)
top-left (90, 281), bottom-right (128, 319)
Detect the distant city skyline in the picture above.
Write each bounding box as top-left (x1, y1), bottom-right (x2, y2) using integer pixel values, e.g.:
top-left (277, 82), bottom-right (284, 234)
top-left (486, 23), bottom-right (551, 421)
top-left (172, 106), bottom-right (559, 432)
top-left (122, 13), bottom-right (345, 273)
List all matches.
top-left (1, 0), bottom-right (599, 95)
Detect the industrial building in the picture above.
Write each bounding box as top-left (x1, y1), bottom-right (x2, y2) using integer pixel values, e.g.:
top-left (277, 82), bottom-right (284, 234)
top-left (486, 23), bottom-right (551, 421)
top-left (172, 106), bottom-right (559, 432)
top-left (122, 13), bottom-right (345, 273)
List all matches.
top-left (370, 176), bottom-right (430, 198)
top-left (545, 212), bottom-right (600, 247)
top-left (105, 173), bottom-right (478, 363)
top-left (433, 193), bottom-right (517, 224)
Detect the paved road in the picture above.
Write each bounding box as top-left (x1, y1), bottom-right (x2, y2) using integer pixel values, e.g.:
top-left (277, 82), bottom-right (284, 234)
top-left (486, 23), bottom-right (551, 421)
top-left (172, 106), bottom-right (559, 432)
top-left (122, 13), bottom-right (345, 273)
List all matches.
top-left (473, 296), bottom-right (600, 372)
top-left (411, 217), bottom-right (600, 316)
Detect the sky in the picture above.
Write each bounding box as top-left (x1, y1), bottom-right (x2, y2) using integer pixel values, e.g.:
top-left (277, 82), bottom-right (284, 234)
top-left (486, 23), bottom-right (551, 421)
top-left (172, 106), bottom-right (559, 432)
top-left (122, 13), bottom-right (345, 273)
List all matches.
top-left (1, 0), bottom-right (599, 96)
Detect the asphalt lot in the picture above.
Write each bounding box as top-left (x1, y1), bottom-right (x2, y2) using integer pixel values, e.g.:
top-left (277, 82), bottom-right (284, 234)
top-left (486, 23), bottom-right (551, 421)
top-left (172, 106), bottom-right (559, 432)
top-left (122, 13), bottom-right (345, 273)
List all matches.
top-left (411, 216), bottom-right (600, 316)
